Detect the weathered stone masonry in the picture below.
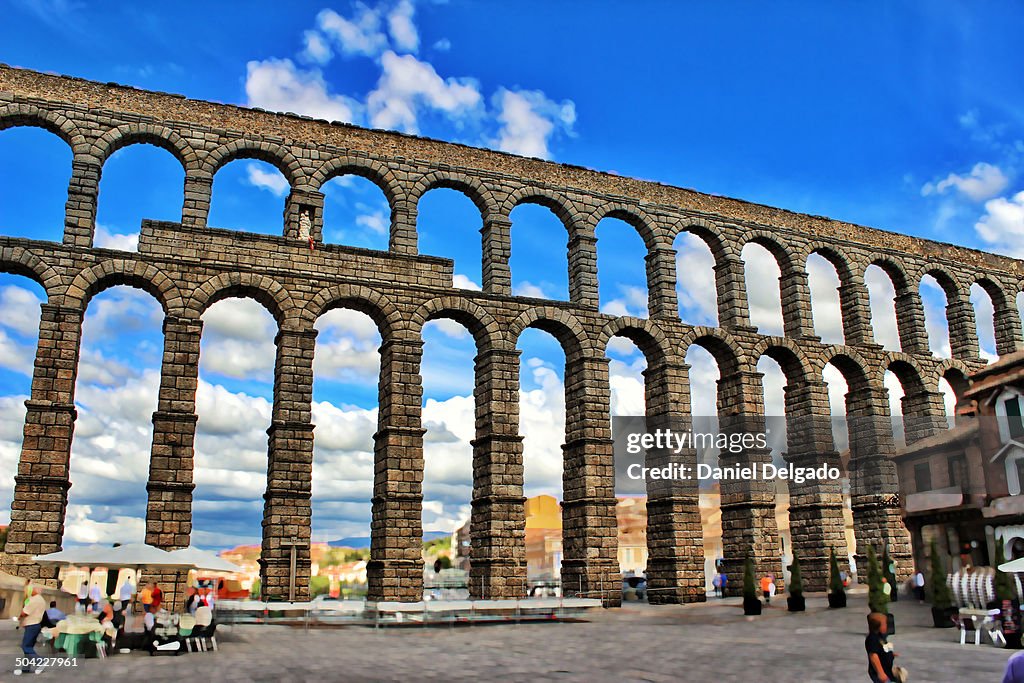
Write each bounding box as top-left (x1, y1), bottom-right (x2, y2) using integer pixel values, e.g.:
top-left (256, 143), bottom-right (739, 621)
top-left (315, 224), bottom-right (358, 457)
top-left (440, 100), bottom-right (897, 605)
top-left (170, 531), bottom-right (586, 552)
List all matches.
top-left (1, 65), bottom-right (1021, 603)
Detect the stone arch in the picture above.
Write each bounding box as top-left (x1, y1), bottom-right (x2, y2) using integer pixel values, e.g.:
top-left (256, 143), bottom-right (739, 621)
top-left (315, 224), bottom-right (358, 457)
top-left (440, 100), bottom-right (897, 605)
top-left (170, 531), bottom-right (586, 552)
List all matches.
top-left (885, 354), bottom-right (929, 397)
top-left (804, 243), bottom-right (855, 282)
top-left (307, 283), bottom-right (402, 340)
top-left (64, 259), bottom-right (184, 315)
top-left (0, 246), bottom-right (62, 297)
top-left (675, 219), bottom-right (731, 262)
top-left (590, 202), bottom-right (659, 250)
top-left (510, 306), bottom-right (592, 358)
top-left (413, 295), bottom-right (504, 352)
top-left (921, 264), bottom-right (961, 299)
top-left (598, 316), bottom-right (671, 364)
top-left (188, 271), bottom-right (296, 326)
top-left (751, 336), bottom-right (815, 385)
top-left (934, 359), bottom-right (971, 398)
top-left (409, 170), bottom-right (496, 219)
top-left (204, 139), bottom-right (306, 189)
top-left (312, 157), bottom-right (404, 210)
top-left (502, 186), bottom-right (577, 232)
top-left (0, 104), bottom-right (87, 152)
top-left (677, 326), bottom-right (747, 376)
top-left (818, 346), bottom-right (873, 394)
top-left (869, 256), bottom-right (913, 293)
top-left (91, 123), bottom-right (197, 170)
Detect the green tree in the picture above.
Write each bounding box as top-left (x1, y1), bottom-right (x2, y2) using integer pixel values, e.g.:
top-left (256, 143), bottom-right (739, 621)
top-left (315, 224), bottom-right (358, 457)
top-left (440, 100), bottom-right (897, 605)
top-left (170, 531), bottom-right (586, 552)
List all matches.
top-left (867, 546), bottom-right (889, 614)
top-left (249, 578), bottom-right (261, 600)
top-left (743, 557), bottom-right (757, 601)
top-left (829, 548), bottom-right (844, 595)
top-left (309, 575), bottom-right (331, 597)
top-left (928, 539), bottom-right (953, 609)
top-left (789, 550), bottom-right (803, 597)
top-left (995, 540), bottom-right (1016, 602)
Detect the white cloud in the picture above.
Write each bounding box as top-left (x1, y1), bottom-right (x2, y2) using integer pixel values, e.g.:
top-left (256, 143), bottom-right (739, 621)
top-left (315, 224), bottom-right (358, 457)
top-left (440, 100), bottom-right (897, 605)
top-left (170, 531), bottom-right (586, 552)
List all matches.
top-left (246, 162), bottom-right (289, 197)
top-left (356, 211), bottom-right (389, 234)
top-left (806, 253), bottom-right (844, 344)
top-left (920, 275), bottom-right (952, 358)
top-left (301, 30), bottom-right (333, 64)
top-left (970, 283), bottom-right (998, 362)
top-left (513, 281), bottom-right (548, 299)
top-left (317, 5), bottom-right (388, 57)
top-left (491, 88), bottom-right (576, 160)
top-left (600, 285), bottom-right (648, 318)
top-left (0, 329), bottom-right (35, 374)
top-left (93, 224), bottom-right (140, 252)
top-left (367, 51), bottom-right (482, 133)
top-left (452, 273), bottom-right (481, 291)
top-left (432, 38), bottom-right (451, 52)
top-left (387, 0), bottom-right (419, 52)
top-left (245, 58), bottom-right (361, 123)
top-left (0, 284), bottom-right (42, 336)
top-left (976, 190), bottom-right (1024, 258)
top-left (864, 265), bottom-right (900, 351)
top-left (922, 162), bottom-right (1009, 202)
top-left (675, 234), bottom-right (717, 326)
top-left (742, 243), bottom-right (784, 336)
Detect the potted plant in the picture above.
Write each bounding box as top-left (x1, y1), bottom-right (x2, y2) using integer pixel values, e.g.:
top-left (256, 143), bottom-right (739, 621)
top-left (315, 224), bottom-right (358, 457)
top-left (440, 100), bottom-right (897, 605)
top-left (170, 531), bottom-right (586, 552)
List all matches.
top-left (928, 539), bottom-right (956, 628)
top-left (868, 546), bottom-right (894, 634)
top-left (828, 548), bottom-right (846, 609)
top-left (994, 541), bottom-right (1022, 648)
top-left (787, 551), bottom-right (805, 612)
top-left (743, 557), bottom-right (762, 615)
top-left (882, 546), bottom-right (898, 602)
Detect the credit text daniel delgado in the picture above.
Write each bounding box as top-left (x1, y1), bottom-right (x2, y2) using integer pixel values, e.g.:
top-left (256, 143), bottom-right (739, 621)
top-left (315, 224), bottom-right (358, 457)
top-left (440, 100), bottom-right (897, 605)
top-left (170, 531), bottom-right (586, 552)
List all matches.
top-left (626, 462), bottom-right (841, 484)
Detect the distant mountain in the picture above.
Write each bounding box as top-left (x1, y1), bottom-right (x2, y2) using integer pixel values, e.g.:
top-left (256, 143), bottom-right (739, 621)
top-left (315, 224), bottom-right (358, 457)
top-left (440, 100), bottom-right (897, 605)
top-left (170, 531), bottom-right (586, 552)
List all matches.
top-left (329, 530), bottom-right (449, 548)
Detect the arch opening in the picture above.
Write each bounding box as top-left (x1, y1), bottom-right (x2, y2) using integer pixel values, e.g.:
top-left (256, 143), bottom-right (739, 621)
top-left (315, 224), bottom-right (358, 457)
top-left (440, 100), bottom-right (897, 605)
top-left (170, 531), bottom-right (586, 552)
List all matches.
top-left (597, 217), bottom-right (649, 319)
top-left (0, 126), bottom-right (72, 242)
top-left (806, 252), bottom-right (845, 344)
top-left (96, 143), bottom-right (184, 251)
top-left (970, 282), bottom-right (998, 362)
top-left (418, 188), bottom-right (484, 290)
top-left (308, 307), bottom-right (382, 599)
top-left (921, 274), bottom-right (952, 359)
top-left (64, 285), bottom-right (164, 546)
top-left (322, 175), bottom-right (392, 251)
top-left (510, 204), bottom-right (569, 301)
top-left (865, 264), bottom-right (901, 352)
top-left (674, 231), bottom-right (718, 327)
top-left (208, 160), bottom-right (288, 236)
top-left (741, 242), bottom-right (784, 336)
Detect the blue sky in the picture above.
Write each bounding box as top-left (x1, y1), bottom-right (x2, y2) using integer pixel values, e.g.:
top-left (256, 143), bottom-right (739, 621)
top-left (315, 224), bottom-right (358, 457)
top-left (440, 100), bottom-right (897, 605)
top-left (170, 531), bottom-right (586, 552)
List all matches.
top-left (1, 1), bottom-right (1022, 550)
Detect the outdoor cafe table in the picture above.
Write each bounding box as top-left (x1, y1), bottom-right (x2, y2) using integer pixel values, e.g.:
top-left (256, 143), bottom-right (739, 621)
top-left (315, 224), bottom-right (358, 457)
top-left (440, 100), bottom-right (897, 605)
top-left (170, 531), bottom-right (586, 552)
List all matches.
top-left (50, 615), bottom-right (113, 657)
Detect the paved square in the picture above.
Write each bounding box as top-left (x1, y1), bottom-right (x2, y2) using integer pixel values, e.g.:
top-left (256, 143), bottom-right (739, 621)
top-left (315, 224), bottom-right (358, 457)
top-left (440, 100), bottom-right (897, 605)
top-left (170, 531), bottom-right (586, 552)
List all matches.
top-left (3, 592), bottom-right (1014, 682)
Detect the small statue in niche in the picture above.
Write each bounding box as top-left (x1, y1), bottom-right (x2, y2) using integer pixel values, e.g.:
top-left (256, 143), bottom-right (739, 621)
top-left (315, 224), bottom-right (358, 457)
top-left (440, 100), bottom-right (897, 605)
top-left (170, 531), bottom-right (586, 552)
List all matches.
top-left (298, 208), bottom-right (312, 240)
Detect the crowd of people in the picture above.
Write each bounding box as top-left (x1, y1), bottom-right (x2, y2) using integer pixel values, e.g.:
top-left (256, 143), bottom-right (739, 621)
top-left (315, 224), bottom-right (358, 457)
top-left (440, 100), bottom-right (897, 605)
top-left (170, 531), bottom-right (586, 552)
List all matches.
top-left (16, 577), bottom-right (220, 674)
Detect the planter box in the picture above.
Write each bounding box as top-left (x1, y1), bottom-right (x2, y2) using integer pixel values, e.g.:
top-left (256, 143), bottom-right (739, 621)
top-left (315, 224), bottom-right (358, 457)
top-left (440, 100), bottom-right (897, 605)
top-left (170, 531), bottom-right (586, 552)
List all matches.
top-left (743, 597), bottom-right (762, 615)
top-left (787, 595), bottom-right (805, 612)
top-left (827, 591), bottom-right (846, 609)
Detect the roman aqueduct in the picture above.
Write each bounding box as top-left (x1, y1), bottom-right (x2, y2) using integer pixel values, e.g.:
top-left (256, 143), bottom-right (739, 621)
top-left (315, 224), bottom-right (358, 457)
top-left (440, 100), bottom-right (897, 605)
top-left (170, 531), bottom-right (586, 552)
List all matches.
top-left (1, 65), bottom-right (1020, 604)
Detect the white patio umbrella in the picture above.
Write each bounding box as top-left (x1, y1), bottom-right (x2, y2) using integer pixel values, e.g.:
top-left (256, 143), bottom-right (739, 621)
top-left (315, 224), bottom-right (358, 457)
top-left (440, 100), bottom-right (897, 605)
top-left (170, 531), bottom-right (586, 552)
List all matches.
top-left (165, 546), bottom-right (244, 573)
top-left (34, 543), bottom-right (180, 570)
top-left (999, 558), bottom-right (1024, 573)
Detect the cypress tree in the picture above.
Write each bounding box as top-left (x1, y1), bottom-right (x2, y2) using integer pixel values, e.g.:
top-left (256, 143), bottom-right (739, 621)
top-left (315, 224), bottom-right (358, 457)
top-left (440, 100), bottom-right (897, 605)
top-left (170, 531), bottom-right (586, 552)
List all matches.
top-left (868, 546), bottom-right (889, 614)
top-left (929, 539), bottom-right (953, 609)
top-left (789, 550), bottom-right (803, 597)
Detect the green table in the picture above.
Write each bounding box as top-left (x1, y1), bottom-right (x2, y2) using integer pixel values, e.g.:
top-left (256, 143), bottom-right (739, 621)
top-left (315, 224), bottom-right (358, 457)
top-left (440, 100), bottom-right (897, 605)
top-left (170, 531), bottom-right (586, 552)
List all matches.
top-left (54, 629), bottom-right (103, 657)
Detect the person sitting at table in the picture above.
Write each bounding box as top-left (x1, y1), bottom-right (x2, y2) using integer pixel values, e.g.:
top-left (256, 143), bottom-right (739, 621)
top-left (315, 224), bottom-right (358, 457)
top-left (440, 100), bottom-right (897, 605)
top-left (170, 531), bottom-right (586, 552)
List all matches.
top-left (139, 582), bottom-right (154, 613)
top-left (96, 600), bottom-right (117, 651)
top-left (45, 600), bottom-right (66, 625)
top-left (185, 586), bottom-right (202, 615)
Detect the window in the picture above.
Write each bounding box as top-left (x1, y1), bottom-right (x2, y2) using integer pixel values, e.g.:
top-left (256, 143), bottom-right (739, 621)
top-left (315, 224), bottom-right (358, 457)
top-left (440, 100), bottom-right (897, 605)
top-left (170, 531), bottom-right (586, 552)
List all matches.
top-left (1007, 396), bottom-right (1024, 440)
top-left (948, 455), bottom-right (966, 489)
top-left (914, 462), bottom-right (932, 492)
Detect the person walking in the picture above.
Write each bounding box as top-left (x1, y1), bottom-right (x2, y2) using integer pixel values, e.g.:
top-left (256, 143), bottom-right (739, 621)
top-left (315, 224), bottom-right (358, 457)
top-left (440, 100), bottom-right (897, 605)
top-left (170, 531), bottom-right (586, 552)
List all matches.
top-left (139, 582), bottom-right (154, 614)
top-left (866, 611), bottom-right (903, 683)
top-left (913, 570), bottom-right (925, 603)
top-left (88, 581), bottom-right (103, 613)
top-left (760, 574), bottom-right (773, 604)
top-left (76, 580), bottom-right (89, 614)
top-left (119, 575), bottom-right (135, 621)
top-left (18, 585), bottom-right (47, 674)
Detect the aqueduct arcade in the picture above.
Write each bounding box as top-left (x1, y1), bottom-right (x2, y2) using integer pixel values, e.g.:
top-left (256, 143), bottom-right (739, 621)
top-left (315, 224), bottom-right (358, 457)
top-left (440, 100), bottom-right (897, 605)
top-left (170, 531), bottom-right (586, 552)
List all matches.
top-left (0, 65), bottom-right (1021, 604)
